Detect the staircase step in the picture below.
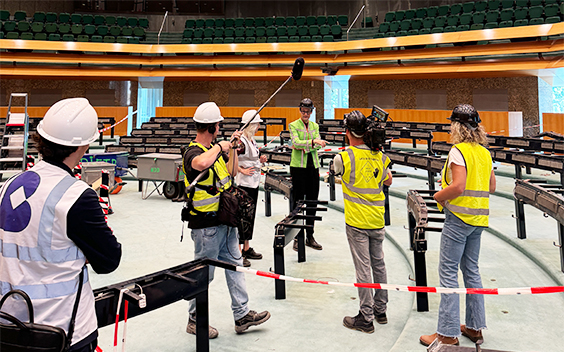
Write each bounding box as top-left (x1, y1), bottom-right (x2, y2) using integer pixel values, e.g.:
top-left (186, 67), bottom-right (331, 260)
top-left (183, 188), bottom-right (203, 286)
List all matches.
top-left (7, 113), bottom-right (26, 126)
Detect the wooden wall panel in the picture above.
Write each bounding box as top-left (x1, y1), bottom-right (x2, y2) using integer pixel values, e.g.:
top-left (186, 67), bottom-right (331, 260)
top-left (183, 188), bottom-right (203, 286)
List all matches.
top-left (156, 106), bottom-right (302, 137)
top-left (543, 113), bottom-right (564, 135)
top-left (0, 106), bottom-right (129, 136)
top-left (335, 108), bottom-right (510, 144)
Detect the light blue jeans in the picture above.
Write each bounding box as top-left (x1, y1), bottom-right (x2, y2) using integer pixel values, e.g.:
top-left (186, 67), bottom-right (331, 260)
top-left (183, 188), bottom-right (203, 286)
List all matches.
top-left (188, 225), bottom-right (250, 321)
top-left (437, 208), bottom-right (487, 337)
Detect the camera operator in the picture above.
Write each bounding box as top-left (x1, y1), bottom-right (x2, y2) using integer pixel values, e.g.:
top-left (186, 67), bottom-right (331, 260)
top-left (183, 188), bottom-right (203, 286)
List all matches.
top-left (332, 110), bottom-right (392, 334)
top-left (182, 102), bottom-right (270, 339)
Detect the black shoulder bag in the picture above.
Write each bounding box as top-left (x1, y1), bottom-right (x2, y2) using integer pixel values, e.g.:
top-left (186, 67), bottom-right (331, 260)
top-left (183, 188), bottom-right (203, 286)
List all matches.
top-left (0, 269), bottom-right (85, 352)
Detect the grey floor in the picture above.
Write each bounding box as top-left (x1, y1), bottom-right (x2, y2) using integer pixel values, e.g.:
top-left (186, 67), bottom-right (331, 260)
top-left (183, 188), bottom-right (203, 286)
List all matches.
top-left (87, 142), bottom-right (564, 352)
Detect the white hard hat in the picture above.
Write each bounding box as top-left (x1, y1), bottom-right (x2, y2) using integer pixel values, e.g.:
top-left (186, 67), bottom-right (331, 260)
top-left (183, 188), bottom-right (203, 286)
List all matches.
top-left (241, 110), bottom-right (262, 124)
top-left (37, 98), bottom-right (99, 147)
top-left (193, 102), bottom-right (224, 123)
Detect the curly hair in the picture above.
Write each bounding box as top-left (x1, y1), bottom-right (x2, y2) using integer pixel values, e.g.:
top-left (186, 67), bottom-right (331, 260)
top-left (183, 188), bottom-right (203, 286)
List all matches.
top-left (450, 121), bottom-right (488, 146)
top-left (32, 133), bottom-right (78, 162)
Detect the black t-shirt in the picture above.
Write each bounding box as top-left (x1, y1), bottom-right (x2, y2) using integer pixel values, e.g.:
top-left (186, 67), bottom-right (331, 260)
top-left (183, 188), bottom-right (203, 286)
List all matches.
top-left (183, 144), bottom-right (229, 229)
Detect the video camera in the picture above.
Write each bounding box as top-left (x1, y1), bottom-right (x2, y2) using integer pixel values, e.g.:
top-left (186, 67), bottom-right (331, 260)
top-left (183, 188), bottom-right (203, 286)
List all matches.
top-left (370, 105), bottom-right (389, 123)
top-left (362, 105), bottom-right (389, 151)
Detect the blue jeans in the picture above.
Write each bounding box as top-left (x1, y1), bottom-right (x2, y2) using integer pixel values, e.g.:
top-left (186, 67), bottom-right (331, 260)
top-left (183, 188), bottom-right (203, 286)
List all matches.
top-left (437, 209), bottom-right (486, 337)
top-left (188, 225), bottom-right (250, 321)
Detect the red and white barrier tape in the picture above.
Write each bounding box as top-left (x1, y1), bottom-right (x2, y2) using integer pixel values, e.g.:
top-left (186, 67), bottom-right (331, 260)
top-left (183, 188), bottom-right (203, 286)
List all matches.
top-left (320, 146), bottom-right (347, 152)
top-left (99, 110), bottom-right (137, 133)
top-left (260, 132), bottom-right (281, 150)
top-left (236, 267), bottom-right (564, 295)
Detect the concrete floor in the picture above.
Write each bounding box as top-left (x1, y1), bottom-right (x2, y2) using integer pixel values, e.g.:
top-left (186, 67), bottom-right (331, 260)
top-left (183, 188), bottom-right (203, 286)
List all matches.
top-left (88, 142), bottom-right (564, 352)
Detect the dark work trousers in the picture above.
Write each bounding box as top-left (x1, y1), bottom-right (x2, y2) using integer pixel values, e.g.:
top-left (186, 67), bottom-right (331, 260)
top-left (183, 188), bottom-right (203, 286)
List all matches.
top-left (290, 165), bottom-right (320, 236)
top-left (69, 338), bottom-right (98, 352)
top-left (239, 185), bottom-right (259, 244)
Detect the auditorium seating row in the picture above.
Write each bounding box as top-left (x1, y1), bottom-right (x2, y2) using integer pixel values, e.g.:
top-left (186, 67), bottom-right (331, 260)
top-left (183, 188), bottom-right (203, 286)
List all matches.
top-left (0, 10), bottom-right (148, 28)
top-left (185, 15), bottom-right (348, 29)
top-left (0, 22), bottom-right (146, 42)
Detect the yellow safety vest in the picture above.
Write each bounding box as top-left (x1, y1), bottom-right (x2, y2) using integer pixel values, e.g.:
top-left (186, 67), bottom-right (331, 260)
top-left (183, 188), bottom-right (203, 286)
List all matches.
top-left (340, 146), bottom-right (391, 229)
top-left (183, 141), bottom-right (232, 215)
top-left (440, 142), bottom-right (492, 227)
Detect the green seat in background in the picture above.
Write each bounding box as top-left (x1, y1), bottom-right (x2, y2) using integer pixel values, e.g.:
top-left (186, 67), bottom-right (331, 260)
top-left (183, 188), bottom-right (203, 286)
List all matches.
top-left (514, 19), bottom-right (528, 26)
top-left (499, 20), bottom-right (513, 27)
top-left (395, 10), bottom-right (405, 21)
top-left (460, 13), bottom-right (472, 25)
top-left (435, 16), bottom-right (447, 27)
top-left (306, 16), bottom-right (316, 25)
top-left (193, 28), bottom-right (204, 38)
top-left (82, 14), bottom-right (94, 25)
top-left (514, 7), bottom-right (528, 20)
top-left (62, 34), bottom-right (74, 41)
top-left (48, 33), bottom-right (60, 41)
top-left (485, 22), bottom-right (499, 28)
top-left (331, 25), bottom-right (342, 38)
top-left (245, 27), bottom-right (255, 36)
top-left (256, 36), bottom-right (266, 43)
top-left (90, 35), bottom-right (102, 42)
top-left (225, 18), bottom-right (235, 27)
top-left (234, 36), bottom-right (245, 43)
top-left (4, 21), bottom-right (16, 32)
top-left (400, 19), bottom-right (411, 31)
top-left (529, 18), bottom-right (544, 25)
top-left (289, 36), bottom-right (300, 42)
top-left (192, 38), bottom-right (203, 44)
top-left (183, 28), bottom-right (194, 38)
top-left (396, 30), bottom-right (407, 36)
top-left (427, 6), bottom-right (438, 17)
top-left (266, 26), bottom-right (276, 36)
top-left (472, 11), bottom-right (486, 24)
top-left (185, 19), bottom-right (195, 28)
top-left (486, 10), bottom-right (500, 22)
top-left (45, 22), bottom-right (57, 33)
top-left (245, 17), bottom-right (254, 27)
top-left (298, 26), bottom-right (308, 36)
top-left (205, 18), bottom-right (215, 27)
top-left (379, 22), bottom-right (390, 32)
top-left (14, 11), bottom-right (27, 21)
top-left (447, 15), bottom-right (459, 26)
top-left (235, 27), bottom-right (245, 37)
top-left (117, 16), bottom-right (127, 27)
top-left (515, 0), bottom-right (528, 7)
top-left (327, 15), bottom-right (337, 25)
top-left (202, 38), bottom-right (213, 44)
top-left (422, 17), bottom-right (435, 28)
top-left (195, 19), bottom-right (205, 28)
top-left (442, 4), bottom-right (455, 15)
top-left (254, 17), bottom-right (264, 27)
top-left (419, 28), bottom-right (431, 34)
top-left (33, 11), bottom-right (46, 22)
top-left (20, 32), bottom-right (33, 40)
top-left (312, 35), bottom-right (322, 41)
top-left (277, 26), bottom-right (287, 36)
top-left (204, 27), bottom-right (214, 37)
top-left (374, 32), bottom-right (385, 38)
top-left (58, 23), bottom-right (71, 34)
top-left (0, 10), bottom-right (9, 21)
top-left (457, 24), bottom-right (470, 31)
top-left (128, 17), bottom-right (138, 27)
top-left (389, 21), bottom-right (400, 32)
top-left (528, 6), bottom-right (544, 18)
top-left (31, 22), bottom-right (44, 33)
top-left (317, 15), bottom-right (327, 25)
top-left (500, 8), bottom-right (514, 21)
top-left (45, 12), bottom-right (57, 22)
top-left (70, 13), bottom-right (82, 24)
top-left (223, 37), bottom-right (234, 43)
top-left (286, 16), bottom-right (296, 26)
top-left (59, 13), bottom-right (70, 23)
top-left (105, 16), bottom-right (116, 26)
top-left (444, 25), bottom-right (457, 32)
top-left (411, 18), bottom-right (423, 30)
top-left (128, 37), bottom-right (139, 44)
top-left (267, 36), bottom-right (277, 43)
top-left (213, 18), bottom-right (223, 27)
top-left (109, 25), bottom-right (120, 36)
top-left (133, 27), bottom-right (145, 37)
top-left (35, 32), bottom-right (47, 40)
top-left (71, 24), bottom-right (83, 35)
top-left (384, 12), bottom-right (395, 22)
top-left (309, 25), bottom-right (319, 35)
top-left (416, 8), bottom-right (427, 18)
top-left (337, 15), bottom-right (347, 26)
top-left (121, 27), bottom-right (133, 36)
top-left (323, 34), bottom-right (334, 41)
top-left (278, 36), bottom-right (289, 42)
top-left (544, 4), bottom-right (559, 17)
top-left (103, 35), bottom-right (115, 43)
top-left (94, 15), bottom-right (105, 25)
top-left (384, 31), bottom-right (396, 37)
top-left (296, 16), bottom-right (307, 26)
top-left (407, 29), bottom-right (419, 36)
top-left (475, 1), bottom-right (488, 11)
top-left (17, 21), bottom-right (30, 32)
top-left (431, 27), bottom-right (444, 33)
top-left (545, 0), bottom-right (558, 3)
top-left (488, 0), bottom-right (501, 9)
top-left (234, 18), bottom-right (244, 27)
top-left (545, 16), bottom-right (560, 24)
top-left (405, 9), bottom-right (416, 19)
top-left (462, 2), bottom-right (475, 13)
top-left (501, 0), bottom-right (514, 8)
top-left (529, 0), bottom-right (542, 5)
top-left (97, 25), bottom-right (109, 36)
top-left (363, 16), bottom-right (373, 27)
top-left (224, 27), bottom-right (234, 37)
top-left (300, 35), bottom-right (311, 42)
top-left (116, 36), bottom-right (128, 43)
top-left (264, 17), bottom-right (274, 26)
top-left (214, 27), bottom-right (224, 37)
top-left (319, 24), bottom-right (330, 35)
top-left (275, 17), bottom-right (285, 26)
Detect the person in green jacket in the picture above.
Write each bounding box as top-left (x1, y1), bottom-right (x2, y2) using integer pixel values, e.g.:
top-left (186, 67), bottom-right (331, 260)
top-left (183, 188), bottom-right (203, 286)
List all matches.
top-left (289, 98), bottom-right (327, 250)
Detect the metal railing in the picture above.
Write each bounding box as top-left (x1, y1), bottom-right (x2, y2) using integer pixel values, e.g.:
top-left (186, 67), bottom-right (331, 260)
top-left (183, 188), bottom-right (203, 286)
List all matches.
top-left (157, 11), bottom-right (169, 45)
top-left (347, 5), bottom-right (366, 41)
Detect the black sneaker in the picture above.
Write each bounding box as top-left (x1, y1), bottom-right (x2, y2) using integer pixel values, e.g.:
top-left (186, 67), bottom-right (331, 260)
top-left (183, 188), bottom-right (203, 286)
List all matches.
top-left (186, 318), bottom-right (219, 339)
top-left (343, 312), bottom-right (374, 334)
top-left (234, 310), bottom-right (271, 334)
top-left (375, 312), bottom-right (388, 325)
top-left (243, 247), bottom-right (263, 260)
top-left (306, 235), bottom-right (322, 250)
top-left (243, 257), bottom-right (251, 267)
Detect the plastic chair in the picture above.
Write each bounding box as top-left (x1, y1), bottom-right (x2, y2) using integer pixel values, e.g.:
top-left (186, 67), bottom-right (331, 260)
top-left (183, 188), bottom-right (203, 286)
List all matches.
top-left (90, 35), bottom-right (102, 42)
top-left (202, 37), bottom-right (213, 44)
top-left (308, 25), bottom-right (319, 35)
top-left (133, 27), bottom-right (145, 37)
top-left (70, 13), bottom-right (82, 24)
top-left (488, 0), bottom-right (501, 9)
top-left (501, 0), bottom-right (514, 8)
top-left (94, 15), bottom-right (105, 26)
top-left (545, 16), bottom-right (561, 24)
top-left (460, 13), bottom-right (473, 25)
top-left (45, 22), bottom-right (57, 33)
top-left (234, 27), bottom-right (245, 37)
top-left (337, 15), bottom-right (348, 26)
top-left (395, 10), bottom-right (405, 21)
top-left (34, 32), bottom-right (47, 40)
top-left (515, 0), bottom-right (528, 7)
top-left (416, 8), bottom-right (427, 18)
top-left (440, 4), bottom-right (453, 15)
top-left (396, 30), bottom-right (407, 36)
top-left (296, 16), bottom-right (306, 26)
top-left (529, 18), bottom-right (544, 25)
top-left (214, 27), bottom-right (224, 37)
top-left (225, 18), bottom-right (235, 27)
top-left (14, 11), bottom-right (27, 21)
top-left (456, 24), bottom-right (470, 31)
top-left (128, 17), bottom-right (138, 27)
top-left (384, 12), bottom-right (395, 22)
top-left (319, 24), bottom-right (331, 35)
top-left (45, 12), bottom-right (57, 23)
top-left (431, 27), bottom-right (444, 33)
top-left (499, 20), bottom-right (513, 27)
top-left (267, 36), bottom-right (277, 43)
top-left (109, 25), bottom-right (121, 36)
top-left (234, 18), bottom-right (245, 27)
top-left (31, 22), bottom-right (44, 33)
top-left (193, 28), bottom-right (204, 38)
top-left (278, 36), bottom-right (289, 42)
top-left (192, 38), bottom-right (203, 44)
top-left (204, 28), bottom-right (214, 37)
top-left (285, 16), bottom-right (295, 26)
top-left (277, 26), bottom-right (287, 36)
top-left (58, 23), bottom-right (71, 34)
top-left (327, 15), bottom-right (337, 25)
top-left (423, 17), bottom-right (435, 28)
top-left (224, 27), bottom-right (235, 37)
top-left (245, 27), bottom-right (255, 37)
top-left (300, 35), bottom-right (311, 42)
top-left (389, 21), bottom-right (400, 32)
top-left (298, 26), bottom-right (308, 36)
top-left (103, 35), bottom-right (115, 43)
top-left (17, 21), bottom-right (30, 32)
top-left (254, 17), bottom-right (264, 27)
top-left (116, 16), bottom-right (127, 27)
top-left (234, 36), bottom-right (245, 43)
top-left (405, 10), bottom-right (416, 19)
top-left (444, 25), bottom-right (457, 32)
top-left (317, 15), bottom-right (327, 25)
top-left (544, 4), bottom-right (559, 17)
top-left (427, 6), bottom-right (438, 17)
top-left (475, 1), bottom-right (488, 11)
top-left (71, 24), bottom-right (83, 35)
top-left (306, 16), bottom-right (316, 25)
top-left (486, 10), bottom-right (500, 23)
top-left (411, 18), bottom-right (423, 30)
top-left (289, 35), bottom-right (300, 42)
top-left (513, 7), bottom-right (528, 20)
top-left (223, 37), bottom-right (234, 43)
top-left (185, 19), bottom-right (195, 28)
top-left (128, 37), bottom-right (140, 44)
top-left (62, 34), bottom-right (75, 41)
top-left (514, 19), bottom-right (529, 26)
top-left (419, 28), bottom-right (431, 34)
top-left (82, 14), bottom-right (94, 25)
top-left (183, 28), bottom-right (194, 38)
top-left (244, 17), bottom-right (254, 27)
top-left (485, 22), bottom-right (499, 28)
top-left (0, 10), bottom-right (10, 21)
top-left (275, 17), bottom-right (285, 26)
top-left (462, 2), bottom-right (475, 13)
top-left (446, 15), bottom-right (459, 26)
top-left (400, 19), bottom-right (411, 31)
top-left (331, 25), bottom-right (342, 38)
top-left (435, 16), bottom-right (447, 27)
top-left (116, 36), bottom-right (128, 43)
top-left (472, 12), bottom-right (486, 24)
top-left (48, 33), bottom-right (61, 41)
top-left (266, 26), bottom-right (276, 37)
top-left (20, 32), bottom-right (33, 40)
top-left (407, 29), bottom-right (419, 36)
top-left (500, 8), bottom-right (514, 21)
top-left (323, 35), bottom-right (334, 42)
top-left (33, 12), bottom-right (46, 22)
top-left (121, 27), bottom-right (133, 36)
top-left (264, 17), bottom-right (274, 27)
top-left (105, 16), bottom-right (116, 26)
top-left (529, 0), bottom-right (542, 5)
top-left (59, 13), bottom-right (70, 23)
top-left (97, 25), bottom-right (109, 36)
top-left (528, 6), bottom-right (544, 18)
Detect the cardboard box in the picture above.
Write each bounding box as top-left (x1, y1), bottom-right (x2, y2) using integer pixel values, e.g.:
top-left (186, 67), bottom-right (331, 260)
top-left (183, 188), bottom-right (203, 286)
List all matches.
top-left (137, 153), bottom-right (183, 181)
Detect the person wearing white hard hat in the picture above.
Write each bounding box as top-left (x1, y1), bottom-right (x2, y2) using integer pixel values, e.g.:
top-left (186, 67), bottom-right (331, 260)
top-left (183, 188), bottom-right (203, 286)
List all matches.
top-left (0, 98), bottom-right (122, 352)
top-left (182, 102), bottom-right (270, 339)
top-left (236, 110), bottom-right (268, 267)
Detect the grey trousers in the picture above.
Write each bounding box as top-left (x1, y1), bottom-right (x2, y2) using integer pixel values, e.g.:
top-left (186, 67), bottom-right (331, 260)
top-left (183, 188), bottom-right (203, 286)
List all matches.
top-left (346, 224), bottom-right (388, 322)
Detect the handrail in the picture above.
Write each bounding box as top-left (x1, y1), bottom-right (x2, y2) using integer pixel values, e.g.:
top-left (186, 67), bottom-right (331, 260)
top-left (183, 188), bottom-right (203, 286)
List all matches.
top-left (347, 5), bottom-right (366, 41)
top-left (157, 11), bottom-right (168, 45)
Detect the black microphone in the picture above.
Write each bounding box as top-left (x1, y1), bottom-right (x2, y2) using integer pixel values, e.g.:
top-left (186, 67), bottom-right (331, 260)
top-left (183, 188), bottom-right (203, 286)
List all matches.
top-left (291, 57), bottom-right (305, 81)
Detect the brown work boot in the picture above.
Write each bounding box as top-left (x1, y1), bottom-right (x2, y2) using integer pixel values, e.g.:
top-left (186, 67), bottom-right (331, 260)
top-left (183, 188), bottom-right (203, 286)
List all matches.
top-left (461, 325), bottom-right (483, 343)
top-left (306, 235), bottom-right (322, 250)
top-left (419, 333), bottom-right (459, 347)
top-left (293, 239), bottom-right (298, 252)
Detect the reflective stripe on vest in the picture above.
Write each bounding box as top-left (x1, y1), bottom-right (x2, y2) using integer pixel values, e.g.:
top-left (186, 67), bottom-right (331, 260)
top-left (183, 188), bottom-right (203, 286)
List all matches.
top-left (289, 119), bottom-right (320, 168)
top-left (440, 143), bottom-right (492, 227)
top-left (340, 146), bottom-right (390, 229)
top-left (183, 141), bottom-right (232, 214)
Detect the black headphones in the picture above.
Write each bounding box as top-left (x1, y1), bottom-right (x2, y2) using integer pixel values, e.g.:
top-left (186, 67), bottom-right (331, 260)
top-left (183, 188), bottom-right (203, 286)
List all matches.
top-left (207, 123), bottom-right (217, 134)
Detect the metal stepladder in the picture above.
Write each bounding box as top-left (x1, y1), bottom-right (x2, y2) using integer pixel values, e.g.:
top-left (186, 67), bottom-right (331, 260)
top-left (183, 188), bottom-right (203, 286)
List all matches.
top-left (0, 93), bottom-right (31, 188)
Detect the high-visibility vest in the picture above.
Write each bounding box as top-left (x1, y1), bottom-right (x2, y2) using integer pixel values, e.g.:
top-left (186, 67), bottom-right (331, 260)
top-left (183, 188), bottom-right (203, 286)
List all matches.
top-left (440, 142), bottom-right (492, 227)
top-left (0, 161), bottom-right (97, 345)
top-left (289, 118), bottom-right (321, 168)
top-left (339, 146), bottom-right (391, 229)
top-left (183, 141), bottom-right (232, 215)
